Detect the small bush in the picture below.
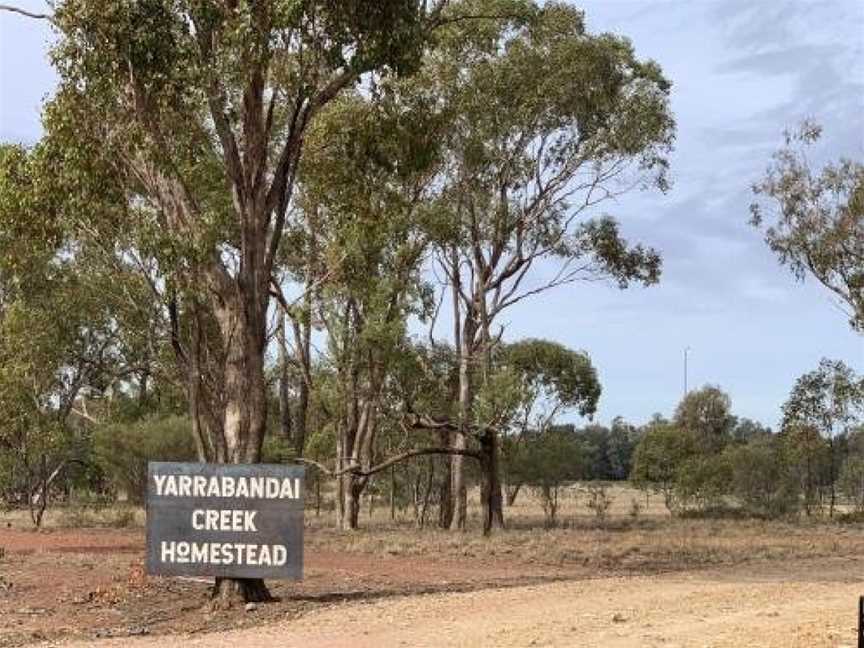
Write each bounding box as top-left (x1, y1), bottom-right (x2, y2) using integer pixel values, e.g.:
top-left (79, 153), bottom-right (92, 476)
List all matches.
top-left (630, 424), bottom-right (697, 513)
top-left (94, 416), bottom-right (196, 503)
top-left (839, 456), bottom-right (864, 512)
top-left (675, 454), bottom-right (733, 512)
top-left (58, 505), bottom-right (140, 529)
top-left (835, 510), bottom-right (864, 524)
top-left (585, 483), bottom-right (614, 525)
top-left (678, 505), bottom-right (757, 520)
top-left (725, 440), bottom-right (799, 519)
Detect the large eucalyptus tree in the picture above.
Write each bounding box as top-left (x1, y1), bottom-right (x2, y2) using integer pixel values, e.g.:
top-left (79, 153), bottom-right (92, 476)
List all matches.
top-left (0, 0), bottom-right (456, 604)
top-left (429, 4), bottom-right (675, 529)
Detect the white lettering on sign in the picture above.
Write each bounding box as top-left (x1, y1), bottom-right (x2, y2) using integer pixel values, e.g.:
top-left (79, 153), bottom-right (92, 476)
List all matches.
top-left (152, 474), bottom-right (301, 500)
top-left (191, 509), bottom-right (258, 532)
top-left (160, 541), bottom-right (288, 566)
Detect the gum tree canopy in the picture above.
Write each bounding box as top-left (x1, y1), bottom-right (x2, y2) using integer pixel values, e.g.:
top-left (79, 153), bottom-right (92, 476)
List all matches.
top-left (42, 0), bottom-right (433, 464)
top-left (430, 3), bottom-right (675, 530)
top-left (10, 0), bottom-right (453, 605)
top-left (751, 122), bottom-right (864, 332)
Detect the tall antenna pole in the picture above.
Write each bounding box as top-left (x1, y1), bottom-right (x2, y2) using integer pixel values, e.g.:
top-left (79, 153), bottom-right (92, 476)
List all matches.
top-left (683, 346), bottom-right (691, 398)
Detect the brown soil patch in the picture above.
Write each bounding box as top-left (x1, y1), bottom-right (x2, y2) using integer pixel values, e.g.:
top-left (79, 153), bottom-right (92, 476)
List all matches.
top-left (46, 557), bottom-right (864, 648)
top-left (3, 517), bottom-right (864, 647)
top-left (0, 527), bottom-right (578, 647)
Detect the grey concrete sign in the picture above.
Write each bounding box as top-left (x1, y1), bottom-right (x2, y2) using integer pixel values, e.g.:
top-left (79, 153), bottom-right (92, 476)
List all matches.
top-left (146, 462), bottom-right (304, 579)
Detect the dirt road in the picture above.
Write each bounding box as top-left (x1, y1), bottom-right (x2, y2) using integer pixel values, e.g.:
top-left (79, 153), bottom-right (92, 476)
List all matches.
top-left (52, 557), bottom-right (863, 648)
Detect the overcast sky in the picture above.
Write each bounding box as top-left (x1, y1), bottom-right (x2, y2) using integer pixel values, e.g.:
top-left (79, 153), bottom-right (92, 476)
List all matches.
top-left (1, 1), bottom-right (862, 429)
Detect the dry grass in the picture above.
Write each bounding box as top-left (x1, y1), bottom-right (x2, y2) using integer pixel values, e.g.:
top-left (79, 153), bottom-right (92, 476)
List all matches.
top-left (4, 483), bottom-right (863, 576)
top-left (1, 504), bottom-right (145, 529)
top-left (304, 483), bottom-right (864, 573)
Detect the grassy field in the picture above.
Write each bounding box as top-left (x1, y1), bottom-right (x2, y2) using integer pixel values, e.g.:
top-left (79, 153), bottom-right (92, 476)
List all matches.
top-left (302, 483), bottom-right (864, 573)
top-left (5, 482), bottom-right (864, 574)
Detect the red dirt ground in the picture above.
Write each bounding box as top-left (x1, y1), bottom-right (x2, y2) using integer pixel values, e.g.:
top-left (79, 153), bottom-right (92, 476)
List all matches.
top-left (0, 527), bottom-right (579, 647)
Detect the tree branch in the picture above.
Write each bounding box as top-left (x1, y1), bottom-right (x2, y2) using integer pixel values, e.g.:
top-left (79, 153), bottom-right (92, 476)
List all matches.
top-left (296, 447), bottom-right (482, 479)
top-left (0, 3), bottom-right (53, 21)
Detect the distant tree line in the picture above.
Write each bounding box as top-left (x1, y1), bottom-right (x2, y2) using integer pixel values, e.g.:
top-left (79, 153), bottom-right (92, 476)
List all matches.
top-left (631, 361), bottom-right (864, 520)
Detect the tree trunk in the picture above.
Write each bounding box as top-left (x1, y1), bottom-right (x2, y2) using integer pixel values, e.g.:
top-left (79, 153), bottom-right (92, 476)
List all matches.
top-left (390, 465), bottom-right (397, 521)
top-left (185, 303), bottom-right (213, 462)
top-left (438, 431), bottom-right (453, 528)
top-left (450, 322), bottom-right (474, 531)
top-left (293, 380), bottom-right (309, 457)
top-left (418, 458), bottom-right (435, 529)
top-left (290, 256), bottom-right (315, 457)
top-left (210, 289), bottom-right (271, 606)
top-left (29, 477), bottom-right (48, 529)
top-left (829, 438), bottom-right (836, 518)
top-left (449, 255), bottom-right (468, 531)
top-left (337, 473), bottom-right (363, 531)
top-left (276, 308), bottom-right (292, 443)
top-left (480, 428), bottom-right (504, 536)
top-left (212, 578), bottom-right (272, 608)
top-left (505, 482), bottom-right (523, 507)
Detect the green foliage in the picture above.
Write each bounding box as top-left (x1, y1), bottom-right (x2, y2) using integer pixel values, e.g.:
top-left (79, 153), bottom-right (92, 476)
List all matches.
top-left (506, 427), bottom-right (585, 488)
top-left (606, 417), bottom-right (641, 480)
top-left (0, 144), bottom-right (64, 299)
top-left (751, 121), bottom-right (864, 331)
top-left (780, 423), bottom-right (830, 516)
top-left (261, 434), bottom-right (296, 464)
top-left (434, 1), bottom-right (674, 293)
top-left (0, 0), bottom-right (686, 533)
top-left (504, 426), bottom-right (584, 525)
top-left (725, 439), bottom-right (799, 518)
top-left (94, 416), bottom-right (196, 503)
top-left (782, 359), bottom-right (864, 440)
top-left (731, 418), bottom-right (772, 443)
top-left (839, 456), bottom-right (864, 513)
top-left (630, 423), bottom-right (697, 513)
top-left (674, 385), bottom-right (735, 453)
top-left (501, 339), bottom-right (601, 419)
top-left (781, 359), bottom-right (864, 516)
top-left (584, 482), bottom-right (614, 525)
top-left (58, 505), bottom-right (139, 529)
top-left (674, 454), bottom-right (732, 512)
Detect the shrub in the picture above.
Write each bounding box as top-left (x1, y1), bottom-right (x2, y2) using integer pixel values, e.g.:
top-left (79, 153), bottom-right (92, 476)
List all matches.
top-left (725, 439), bottom-right (799, 518)
top-left (58, 505), bottom-right (140, 529)
top-left (94, 415), bottom-right (196, 503)
top-left (507, 427), bottom-right (585, 527)
top-left (630, 424), bottom-right (697, 513)
top-left (839, 456), bottom-right (864, 512)
top-left (675, 454), bottom-right (733, 511)
top-left (585, 483), bottom-right (614, 526)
